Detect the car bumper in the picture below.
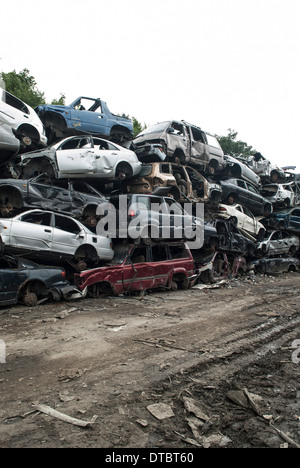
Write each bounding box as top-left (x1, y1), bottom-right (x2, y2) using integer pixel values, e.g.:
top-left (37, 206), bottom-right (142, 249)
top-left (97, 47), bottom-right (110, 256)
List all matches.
top-left (53, 284), bottom-right (88, 301)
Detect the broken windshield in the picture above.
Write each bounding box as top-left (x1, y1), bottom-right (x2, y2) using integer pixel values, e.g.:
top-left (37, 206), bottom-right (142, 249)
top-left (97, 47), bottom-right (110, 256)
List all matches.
top-left (138, 122), bottom-right (169, 137)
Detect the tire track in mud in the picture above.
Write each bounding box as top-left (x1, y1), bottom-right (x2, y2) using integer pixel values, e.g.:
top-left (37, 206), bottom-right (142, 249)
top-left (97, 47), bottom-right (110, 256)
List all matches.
top-left (178, 315), bottom-right (300, 386)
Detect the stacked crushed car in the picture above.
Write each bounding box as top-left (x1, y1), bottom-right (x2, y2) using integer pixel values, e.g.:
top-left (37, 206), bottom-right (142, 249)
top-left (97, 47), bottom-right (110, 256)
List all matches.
top-left (0, 90), bottom-right (299, 306)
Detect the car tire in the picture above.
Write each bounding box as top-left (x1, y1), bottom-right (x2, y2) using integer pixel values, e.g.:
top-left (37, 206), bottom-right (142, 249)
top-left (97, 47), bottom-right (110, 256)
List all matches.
top-left (22, 291), bottom-right (38, 307)
top-left (116, 163), bottom-right (133, 181)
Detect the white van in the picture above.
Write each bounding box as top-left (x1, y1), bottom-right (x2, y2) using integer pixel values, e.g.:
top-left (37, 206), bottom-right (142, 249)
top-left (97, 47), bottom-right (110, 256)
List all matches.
top-left (0, 88), bottom-right (47, 160)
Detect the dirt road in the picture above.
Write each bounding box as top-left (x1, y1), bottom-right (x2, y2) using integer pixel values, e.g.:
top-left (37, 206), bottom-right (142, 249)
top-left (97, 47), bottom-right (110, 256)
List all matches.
top-left (0, 272), bottom-right (299, 448)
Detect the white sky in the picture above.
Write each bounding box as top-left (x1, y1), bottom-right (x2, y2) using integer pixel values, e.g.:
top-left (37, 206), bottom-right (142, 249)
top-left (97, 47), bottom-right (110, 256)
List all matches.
top-left (1, 0), bottom-right (300, 169)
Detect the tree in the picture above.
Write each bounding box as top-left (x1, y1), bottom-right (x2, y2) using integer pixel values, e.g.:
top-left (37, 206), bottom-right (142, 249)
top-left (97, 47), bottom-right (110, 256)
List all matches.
top-left (51, 93), bottom-right (66, 106)
top-left (1, 68), bottom-right (65, 108)
top-left (217, 129), bottom-right (256, 159)
top-left (132, 117), bottom-right (146, 138)
top-left (1, 68), bottom-right (45, 107)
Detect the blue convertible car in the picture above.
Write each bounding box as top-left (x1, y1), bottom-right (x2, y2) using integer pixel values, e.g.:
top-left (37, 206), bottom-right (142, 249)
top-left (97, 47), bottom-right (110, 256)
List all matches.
top-left (35, 96), bottom-right (133, 145)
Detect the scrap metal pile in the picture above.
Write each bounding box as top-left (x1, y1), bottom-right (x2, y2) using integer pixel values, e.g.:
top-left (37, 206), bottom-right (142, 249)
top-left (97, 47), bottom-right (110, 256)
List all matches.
top-left (0, 90), bottom-right (299, 307)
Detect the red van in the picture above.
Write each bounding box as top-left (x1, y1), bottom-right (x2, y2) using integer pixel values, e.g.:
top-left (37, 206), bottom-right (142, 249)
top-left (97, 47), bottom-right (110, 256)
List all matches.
top-left (74, 242), bottom-right (197, 297)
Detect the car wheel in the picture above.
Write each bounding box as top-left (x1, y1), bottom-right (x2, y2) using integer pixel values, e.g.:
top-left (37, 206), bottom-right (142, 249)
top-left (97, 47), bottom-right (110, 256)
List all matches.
top-left (289, 246), bottom-right (297, 257)
top-left (16, 126), bottom-right (39, 151)
top-left (116, 163), bottom-right (133, 180)
top-left (22, 291), bottom-right (38, 307)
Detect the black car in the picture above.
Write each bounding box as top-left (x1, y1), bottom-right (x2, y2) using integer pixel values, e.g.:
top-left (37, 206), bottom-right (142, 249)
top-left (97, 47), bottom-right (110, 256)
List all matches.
top-left (249, 257), bottom-right (300, 275)
top-left (0, 175), bottom-right (107, 228)
top-left (219, 178), bottom-right (273, 216)
top-left (0, 255), bottom-right (79, 307)
top-left (207, 219), bottom-right (256, 257)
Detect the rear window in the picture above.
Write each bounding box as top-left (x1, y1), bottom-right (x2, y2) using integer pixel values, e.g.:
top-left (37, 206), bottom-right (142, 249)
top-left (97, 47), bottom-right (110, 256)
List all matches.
top-left (3, 91), bottom-right (30, 115)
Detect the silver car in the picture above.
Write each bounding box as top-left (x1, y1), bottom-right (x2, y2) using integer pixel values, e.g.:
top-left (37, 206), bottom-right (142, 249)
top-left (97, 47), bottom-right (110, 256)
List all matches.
top-left (21, 135), bottom-right (142, 181)
top-left (257, 230), bottom-right (299, 257)
top-left (260, 183), bottom-right (296, 208)
top-left (0, 209), bottom-right (114, 269)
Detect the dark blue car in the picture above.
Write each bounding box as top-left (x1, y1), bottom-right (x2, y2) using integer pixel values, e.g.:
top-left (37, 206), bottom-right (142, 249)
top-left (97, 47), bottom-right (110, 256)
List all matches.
top-left (35, 96), bottom-right (133, 144)
top-left (0, 255), bottom-right (79, 307)
top-left (263, 207), bottom-right (300, 232)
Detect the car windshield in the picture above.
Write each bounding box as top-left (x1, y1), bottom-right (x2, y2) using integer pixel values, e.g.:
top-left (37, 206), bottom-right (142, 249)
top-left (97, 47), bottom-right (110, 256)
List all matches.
top-left (137, 122), bottom-right (169, 137)
top-left (109, 245), bottom-right (131, 265)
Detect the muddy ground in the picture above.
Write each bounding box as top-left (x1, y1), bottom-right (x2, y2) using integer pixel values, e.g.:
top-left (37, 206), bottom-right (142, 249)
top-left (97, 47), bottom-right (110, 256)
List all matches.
top-left (0, 272), bottom-right (299, 449)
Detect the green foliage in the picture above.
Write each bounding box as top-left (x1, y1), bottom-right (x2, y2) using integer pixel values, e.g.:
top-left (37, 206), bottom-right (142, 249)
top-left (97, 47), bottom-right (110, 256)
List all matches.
top-left (217, 129), bottom-right (256, 159)
top-left (1, 68), bottom-right (65, 108)
top-left (51, 93), bottom-right (66, 105)
top-left (1, 68), bottom-right (46, 107)
top-left (132, 116), bottom-right (146, 138)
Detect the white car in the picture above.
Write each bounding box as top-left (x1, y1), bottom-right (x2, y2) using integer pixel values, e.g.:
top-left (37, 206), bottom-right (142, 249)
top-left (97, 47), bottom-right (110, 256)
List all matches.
top-left (217, 203), bottom-right (266, 240)
top-left (0, 88), bottom-right (47, 156)
top-left (257, 230), bottom-right (300, 257)
top-left (0, 209), bottom-right (114, 269)
top-left (21, 135), bottom-right (142, 180)
top-left (261, 183), bottom-right (296, 208)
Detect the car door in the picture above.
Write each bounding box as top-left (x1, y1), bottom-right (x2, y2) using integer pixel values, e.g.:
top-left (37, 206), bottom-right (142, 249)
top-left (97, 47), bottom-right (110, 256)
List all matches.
top-left (52, 214), bottom-right (83, 256)
top-left (69, 98), bottom-right (108, 134)
top-left (269, 231), bottom-right (282, 255)
top-left (281, 231), bottom-right (293, 253)
top-left (164, 197), bottom-right (185, 239)
top-left (235, 180), bottom-right (249, 206)
top-left (92, 138), bottom-right (121, 174)
top-left (27, 177), bottom-right (74, 212)
top-left (246, 182), bottom-right (264, 212)
top-left (289, 208), bottom-right (300, 230)
top-left (150, 244), bottom-right (170, 288)
top-left (242, 206), bottom-right (256, 234)
top-left (122, 246), bottom-right (154, 292)
top-left (166, 121), bottom-right (189, 160)
top-left (9, 211), bottom-right (53, 252)
top-left (189, 125), bottom-right (208, 167)
top-left (56, 136), bottom-right (97, 176)
top-left (0, 257), bottom-right (20, 304)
